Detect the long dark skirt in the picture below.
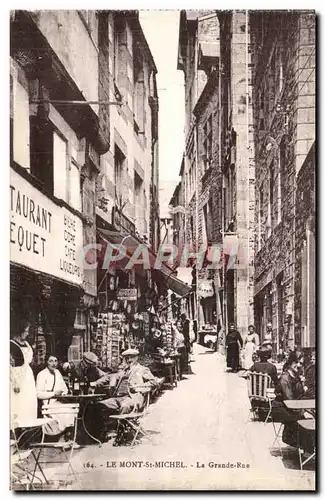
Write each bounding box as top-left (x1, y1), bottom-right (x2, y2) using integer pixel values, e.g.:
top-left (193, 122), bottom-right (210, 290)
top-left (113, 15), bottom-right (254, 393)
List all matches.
top-left (227, 342), bottom-right (240, 371)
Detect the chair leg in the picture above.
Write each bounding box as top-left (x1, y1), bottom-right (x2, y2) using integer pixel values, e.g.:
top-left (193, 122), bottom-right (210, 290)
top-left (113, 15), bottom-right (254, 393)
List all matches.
top-left (264, 406), bottom-right (272, 424)
top-left (271, 422), bottom-right (283, 457)
top-left (31, 450), bottom-right (49, 486)
top-left (62, 448), bottom-right (78, 487)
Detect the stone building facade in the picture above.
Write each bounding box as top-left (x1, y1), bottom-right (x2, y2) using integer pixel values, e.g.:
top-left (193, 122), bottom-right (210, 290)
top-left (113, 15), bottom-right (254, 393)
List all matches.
top-left (216, 11), bottom-right (256, 337)
top-left (294, 142), bottom-right (315, 350)
top-left (96, 10), bottom-right (159, 246)
top-left (10, 9), bottom-right (160, 366)
top-left (94, 10), bottom-right (160, 322)
top-left (10, 10), bottom-right (110, 363)
top-left (177, 10), bottom-right (222, 325)
top-left (250, 11), bottom-right (316, 353)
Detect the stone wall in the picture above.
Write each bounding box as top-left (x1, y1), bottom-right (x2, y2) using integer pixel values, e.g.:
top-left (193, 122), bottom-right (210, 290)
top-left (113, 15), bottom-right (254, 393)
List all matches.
top-left (251, 11), bottom-right (315, 350)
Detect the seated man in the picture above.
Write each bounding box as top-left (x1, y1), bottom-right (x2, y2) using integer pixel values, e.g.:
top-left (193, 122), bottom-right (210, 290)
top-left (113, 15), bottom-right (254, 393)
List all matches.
top-left (248, 346), bottom-right (278, 419)
top-left (72, 351), bottom-right (109, 383)
top-left (36, 355), bottom-right (73, 436)
top-left (90, 348), bottom-right (159, 441)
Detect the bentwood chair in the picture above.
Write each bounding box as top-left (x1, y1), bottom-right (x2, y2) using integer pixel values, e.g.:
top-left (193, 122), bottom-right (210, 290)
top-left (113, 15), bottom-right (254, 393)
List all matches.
top-left (247, 372), bottom-right (274, 422)
top-left (247, 372), bottom-right (283, 454)
top-left (110, 387), bottom-right (152, 447)
top-left (28, 404), bottom-right (80, 488)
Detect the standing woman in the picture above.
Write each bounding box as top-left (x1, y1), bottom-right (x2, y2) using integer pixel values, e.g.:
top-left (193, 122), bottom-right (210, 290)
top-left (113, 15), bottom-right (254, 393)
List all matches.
top-left (243, 325), bottom-right (259, 369)
top-left (226, 323), bottom-right (243, 372)
top-left (10, 318), bottom-right (37, 426)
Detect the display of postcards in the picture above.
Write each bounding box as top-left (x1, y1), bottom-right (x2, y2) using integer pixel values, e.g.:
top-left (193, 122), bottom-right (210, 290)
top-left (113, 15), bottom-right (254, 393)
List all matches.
top-left (107, 313), bottom-right (113, 326)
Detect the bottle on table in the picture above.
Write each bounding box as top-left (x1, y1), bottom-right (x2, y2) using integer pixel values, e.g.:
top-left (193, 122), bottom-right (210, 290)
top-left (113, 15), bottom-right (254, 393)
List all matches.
top-left (67, 374), bottom-right (73, 395)
top-left (73, 377), bottom-right (80, 396)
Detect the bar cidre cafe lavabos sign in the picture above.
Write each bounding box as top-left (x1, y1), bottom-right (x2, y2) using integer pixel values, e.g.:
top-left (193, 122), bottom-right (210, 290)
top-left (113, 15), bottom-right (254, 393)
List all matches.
top-left (10, 168), bottom-right (84, 287)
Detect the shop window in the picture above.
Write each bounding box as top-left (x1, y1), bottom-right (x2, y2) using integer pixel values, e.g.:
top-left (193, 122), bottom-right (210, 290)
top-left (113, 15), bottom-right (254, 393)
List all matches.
top-left (53, 131), bottom-right (68, 202)
top-left (69, 160), bottom-right (81, 211)
top-left (74, 309), bottom-right (87, 329)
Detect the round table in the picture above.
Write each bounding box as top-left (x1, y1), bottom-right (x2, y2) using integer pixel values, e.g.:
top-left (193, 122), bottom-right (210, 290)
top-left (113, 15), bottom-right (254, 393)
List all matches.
top-left (56, 394), bottom-right (107, 446)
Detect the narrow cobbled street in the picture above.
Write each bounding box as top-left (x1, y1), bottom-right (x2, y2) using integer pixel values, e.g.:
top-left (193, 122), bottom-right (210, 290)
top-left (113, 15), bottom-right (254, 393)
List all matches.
top-left (66, 344), bottom-right (315, 491)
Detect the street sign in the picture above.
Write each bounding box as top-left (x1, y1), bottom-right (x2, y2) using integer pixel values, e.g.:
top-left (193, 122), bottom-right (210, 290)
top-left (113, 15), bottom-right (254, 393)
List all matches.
top-left (117, 288), bottom-right (137, 301)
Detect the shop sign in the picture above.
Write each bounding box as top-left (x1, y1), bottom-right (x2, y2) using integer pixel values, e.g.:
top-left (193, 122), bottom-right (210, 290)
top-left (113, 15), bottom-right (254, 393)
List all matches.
top-left (117, 288), bottom-right (137, 301)
top-left (198, 280), bottom-right (214, 298)
top-left (112, 207), bottom-right (136, 235)
top-left (10, 168), bottom-right (84, 287)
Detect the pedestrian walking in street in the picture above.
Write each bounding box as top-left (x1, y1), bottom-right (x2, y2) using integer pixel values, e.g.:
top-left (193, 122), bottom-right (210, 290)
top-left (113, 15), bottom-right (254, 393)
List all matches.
top-left (225, 324), bottom-right (243, 372)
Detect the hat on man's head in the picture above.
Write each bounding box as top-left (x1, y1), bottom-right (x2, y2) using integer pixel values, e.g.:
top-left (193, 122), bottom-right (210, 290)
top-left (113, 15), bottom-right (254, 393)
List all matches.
top-left (83, 352), bottom-right (99, 366)
top-left (121, 348), bottom-right (139, 357)
top-left (257, 346), bottom-right (272, 360)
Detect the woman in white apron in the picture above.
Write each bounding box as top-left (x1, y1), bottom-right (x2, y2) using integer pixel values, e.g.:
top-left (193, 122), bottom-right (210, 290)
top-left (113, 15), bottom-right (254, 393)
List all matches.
top-left (243, 324), bottom-right (259, 370)
top-left (36, 355), bottom-right (73, 434)
top-left (10, 320), bottom-right (37, 427)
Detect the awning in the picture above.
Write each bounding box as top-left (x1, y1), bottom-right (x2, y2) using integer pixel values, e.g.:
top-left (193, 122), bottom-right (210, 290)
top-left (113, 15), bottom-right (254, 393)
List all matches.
top-left (97, 228), bottom-right (192, 296)
top-left (97, 228), bottom-right (175, 276)
top-left (161, 269), bottom-right (192, 297)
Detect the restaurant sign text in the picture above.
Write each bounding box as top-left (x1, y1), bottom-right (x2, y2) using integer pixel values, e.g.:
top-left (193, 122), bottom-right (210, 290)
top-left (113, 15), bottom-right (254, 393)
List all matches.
top-left (10, 168), bottom-right (84, 287)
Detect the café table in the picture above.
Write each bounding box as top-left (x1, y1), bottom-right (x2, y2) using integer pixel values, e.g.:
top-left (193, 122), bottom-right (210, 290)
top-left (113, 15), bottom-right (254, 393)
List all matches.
top-left (56, 393), bottom-right (107, 446)
top-left (284, 399), bottom-right (315, 411)
top-left (297, 419), bottom-right (316, 470)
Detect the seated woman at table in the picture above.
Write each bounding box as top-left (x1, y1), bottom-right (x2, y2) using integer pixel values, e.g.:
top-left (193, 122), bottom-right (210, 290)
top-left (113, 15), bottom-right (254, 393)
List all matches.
top-left (36, 355), bottom-right (73, 435)
top-left (272, 353), bottom-right (308, 447)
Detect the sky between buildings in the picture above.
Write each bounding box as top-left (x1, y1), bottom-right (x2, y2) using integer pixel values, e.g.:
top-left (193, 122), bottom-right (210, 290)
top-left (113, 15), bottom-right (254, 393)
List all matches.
top-left (139, 10), bottom-right (185, 184)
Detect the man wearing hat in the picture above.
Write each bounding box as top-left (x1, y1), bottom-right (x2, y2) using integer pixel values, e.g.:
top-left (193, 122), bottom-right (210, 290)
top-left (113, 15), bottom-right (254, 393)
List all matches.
top-left (90, 348), bottom-right (161, 441)
top-left (72, 352), bottom-right (109, 383)
top-left (261, 322), bottom-right (273, 351)
top-left (248, 346), bottom-right (279, 420)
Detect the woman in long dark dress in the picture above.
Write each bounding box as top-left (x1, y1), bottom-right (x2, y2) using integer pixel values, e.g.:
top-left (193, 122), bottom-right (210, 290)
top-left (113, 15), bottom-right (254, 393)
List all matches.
top-left (226, 324), bottom-right (243, 372)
